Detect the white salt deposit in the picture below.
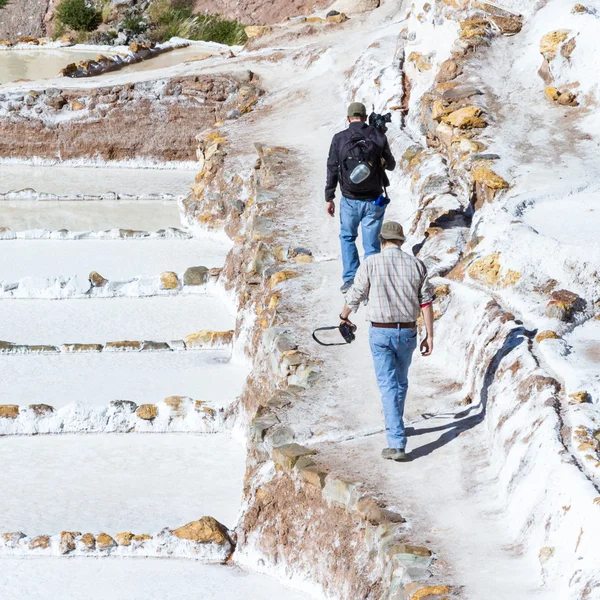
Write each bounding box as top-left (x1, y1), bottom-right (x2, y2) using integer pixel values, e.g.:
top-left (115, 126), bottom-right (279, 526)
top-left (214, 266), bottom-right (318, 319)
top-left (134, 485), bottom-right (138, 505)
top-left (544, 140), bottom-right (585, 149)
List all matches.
top-left (0, 164), bottom-right (194, 195)
top-left (0, 239), bottom-right (230, 281)
top-left (0, 559), bottom-right (314, 600)
top-left (0, 434), bottom-right (244, 532)
top-left (0, 199), bottom-right (183, 232)
top-left (0, 296), bottom-right (234, 344)
top-left (0, 350), bottom-right (247, 408)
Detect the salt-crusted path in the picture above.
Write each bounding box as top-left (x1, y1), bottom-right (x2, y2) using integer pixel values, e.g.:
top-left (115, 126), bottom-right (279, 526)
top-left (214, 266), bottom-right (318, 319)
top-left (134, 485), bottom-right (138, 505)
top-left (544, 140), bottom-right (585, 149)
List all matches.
top-left (196, 1), bottom-right (588, 596)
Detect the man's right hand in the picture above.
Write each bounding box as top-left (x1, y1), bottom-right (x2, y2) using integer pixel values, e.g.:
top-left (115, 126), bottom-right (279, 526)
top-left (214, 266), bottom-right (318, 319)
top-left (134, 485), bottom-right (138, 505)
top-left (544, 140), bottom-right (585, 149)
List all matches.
top-left (326, 200), bottom-right (335, 217)
top-left (420, 337), bottom-right (433, 356)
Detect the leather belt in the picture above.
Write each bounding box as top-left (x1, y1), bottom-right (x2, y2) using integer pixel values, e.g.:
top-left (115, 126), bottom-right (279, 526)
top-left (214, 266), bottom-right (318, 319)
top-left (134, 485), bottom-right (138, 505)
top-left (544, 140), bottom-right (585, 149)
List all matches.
top-left (371, 322), bottom-right (416, 329)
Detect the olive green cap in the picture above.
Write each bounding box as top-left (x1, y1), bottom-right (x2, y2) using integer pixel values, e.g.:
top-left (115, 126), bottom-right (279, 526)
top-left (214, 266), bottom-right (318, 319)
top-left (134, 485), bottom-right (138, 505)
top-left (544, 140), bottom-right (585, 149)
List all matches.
top-left (347, 102), bottom-right (367, 117)
top-left (380, 221), bottom-right (405, 242)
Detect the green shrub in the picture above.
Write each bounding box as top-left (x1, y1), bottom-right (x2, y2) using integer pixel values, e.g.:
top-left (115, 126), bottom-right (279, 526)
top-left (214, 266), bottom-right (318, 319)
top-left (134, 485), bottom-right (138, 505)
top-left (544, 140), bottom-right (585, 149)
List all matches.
top-left (147, 0), bottom-right (246, 45)
top-left (55, 0), bottom-right (101, 31)
top-left (121, 14), bottom-right (146, 34)
top-left (193, 14), bottom-right (247, 46)
top-left (0, 0), bottom-right (9, 9)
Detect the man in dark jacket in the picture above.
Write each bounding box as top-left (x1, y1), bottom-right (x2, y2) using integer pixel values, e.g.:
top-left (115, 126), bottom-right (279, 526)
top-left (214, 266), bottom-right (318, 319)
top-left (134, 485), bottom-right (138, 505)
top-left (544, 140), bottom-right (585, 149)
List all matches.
top-left (326, 102), bottom-right (396, 292)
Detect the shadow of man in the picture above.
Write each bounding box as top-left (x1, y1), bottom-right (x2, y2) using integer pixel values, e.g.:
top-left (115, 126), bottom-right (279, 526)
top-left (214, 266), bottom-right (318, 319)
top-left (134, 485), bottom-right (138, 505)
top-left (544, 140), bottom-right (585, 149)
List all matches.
top-left (403, 326), bottom-right (530, 461)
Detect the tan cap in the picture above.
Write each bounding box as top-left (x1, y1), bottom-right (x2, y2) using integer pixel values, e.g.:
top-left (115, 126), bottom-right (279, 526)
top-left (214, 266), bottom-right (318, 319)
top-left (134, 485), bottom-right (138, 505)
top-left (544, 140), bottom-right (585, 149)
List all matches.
top-left (347, 102), bottom-right (367, 117)
top-left (380, 221), bottom-right (405, 242)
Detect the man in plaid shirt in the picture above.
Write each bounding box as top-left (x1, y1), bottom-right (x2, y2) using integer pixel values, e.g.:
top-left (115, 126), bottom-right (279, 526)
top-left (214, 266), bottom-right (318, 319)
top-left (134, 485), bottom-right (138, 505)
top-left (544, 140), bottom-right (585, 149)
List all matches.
top-left (339, 221), bottom-right (434, 461)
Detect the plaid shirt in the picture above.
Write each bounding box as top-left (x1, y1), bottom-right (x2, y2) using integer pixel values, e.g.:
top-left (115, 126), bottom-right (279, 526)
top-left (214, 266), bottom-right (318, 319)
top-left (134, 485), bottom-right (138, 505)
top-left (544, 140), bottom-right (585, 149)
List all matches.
top-left (346, 246), bottom-right (434, 323)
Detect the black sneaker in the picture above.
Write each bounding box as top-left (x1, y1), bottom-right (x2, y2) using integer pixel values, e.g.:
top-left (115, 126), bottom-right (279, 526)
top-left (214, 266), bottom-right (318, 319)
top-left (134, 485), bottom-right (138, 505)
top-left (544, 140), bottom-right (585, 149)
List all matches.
top-left (340, 279), bottom-right (354, 293)
top-left (381, 448), bottom-right (408, 461)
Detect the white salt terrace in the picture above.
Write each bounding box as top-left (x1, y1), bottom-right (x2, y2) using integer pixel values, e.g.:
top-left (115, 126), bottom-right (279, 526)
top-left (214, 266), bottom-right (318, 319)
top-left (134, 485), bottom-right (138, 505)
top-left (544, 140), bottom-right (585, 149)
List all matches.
top-left (1, 350), bottom-right (247, 409)
top-left (0, 165), bottom-right (194, 196)
top-left (0, 296), bottom-right (234, 345)
top-left (0, 239), bottom-right (230, 281)
top-left (0, 560), bottom-right (312, 600)
top-left (0, 199), bottom-right (183, 231)
top-left (0, 434), bottom-right (244, 532)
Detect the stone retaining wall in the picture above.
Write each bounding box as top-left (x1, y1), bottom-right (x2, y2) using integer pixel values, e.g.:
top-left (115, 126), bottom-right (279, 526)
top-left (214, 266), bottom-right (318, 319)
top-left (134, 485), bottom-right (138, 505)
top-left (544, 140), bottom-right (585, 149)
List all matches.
top-left (0, 330), bottom-right (233, 354)
top-left (0, 517), bottom-right (233, 563)
top-left (0, 396), bottom-right (224, 435)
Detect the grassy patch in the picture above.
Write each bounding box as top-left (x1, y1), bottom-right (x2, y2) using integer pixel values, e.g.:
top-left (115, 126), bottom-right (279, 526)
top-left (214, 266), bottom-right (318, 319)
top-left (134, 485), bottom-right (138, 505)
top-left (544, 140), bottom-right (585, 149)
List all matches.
top-left (147, 0), bottom-right (246, 45)
top-left (55, 0), bottom-right (101, 31)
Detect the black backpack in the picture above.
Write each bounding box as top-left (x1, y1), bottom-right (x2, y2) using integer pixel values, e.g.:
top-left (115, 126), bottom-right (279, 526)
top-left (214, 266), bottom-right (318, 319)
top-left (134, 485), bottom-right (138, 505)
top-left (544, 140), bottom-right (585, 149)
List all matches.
top-left (338, 129), bottom-right (383, 195)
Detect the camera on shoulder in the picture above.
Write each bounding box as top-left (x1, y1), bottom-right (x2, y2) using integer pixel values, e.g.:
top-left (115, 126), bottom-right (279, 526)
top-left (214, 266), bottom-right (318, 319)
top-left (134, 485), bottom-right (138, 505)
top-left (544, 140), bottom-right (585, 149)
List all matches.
top-left (368, 111), bottom-right (392, 134)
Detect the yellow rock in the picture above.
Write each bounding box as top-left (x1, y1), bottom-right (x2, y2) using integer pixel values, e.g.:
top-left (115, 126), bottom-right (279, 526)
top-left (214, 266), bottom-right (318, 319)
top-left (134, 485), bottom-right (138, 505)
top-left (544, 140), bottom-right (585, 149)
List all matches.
top-left (293, 254), bottom-right (313, 263)
top-left (160, 271), bottom-right (180, 290)
top-left (132, 534), bottom-right (152, 542)
top-left (442, 106), bottom-right (487, 129)
top-left (556, 90), bottom-right (578, 106)
top-left (409, 586), bottom-right (451, 600)
top-left (184, 330), bottom-right (234, 348)
top-left (164, 396), bottom-right (186, 413)
top-left (89, 271), bottom-right (108, 287)
top-left (244, 25), bottom-right (271, 39)
top-left (136, 404), bottom-right (158, 420)
top-left (269, 270), bottom-right (298, 288)
top-left (306, 16), bottom-right (325, 22)
top-left (97, 533), bottom-right (117, 549)
top-left (545, 87), bottom-right (560, 101)
top-left (572, 3), bottom-right (587, 12)
top-left (502, 269), bottom-right (522, 287)
top-left (60, 531), bottom-right (80, 555)
top-left (535, 330), bottom-right (560, 343)
top-left (569, 391), bottom-right (590, 404)
top-left (471, 167), bottom-right (509, 189)
top-left (326, 13), bottom-right (349, 23)
top-left (408, 51), bottom-right (432, 72)
top-left (434, 284), bottom-right (451, 297)
top-left (452, 137), bottom-right (486, 154)
top-left (460, 24), bottom-right (488, 39)
top-left (70, 100), bottom-right (85, 111)
top-left (29, 535), bottom-right (50, 550)
top-left (540, 30), bottom-right (571, 59)
top-left (268, 294), bottom-right (280, 310)
top-left (116, 532), bottom-right (134, 546)
top-left (0, 404), bottom-right (19, 419)
top-left (80, 533), bottom-right (96, 550)
top-left (172, 517), bottom-right (230, 545)
top-left (187, 53), bottom-right (213, 62)
top-left (431, 99), bottom-right (452, 121)
top-left (468, 253), bottom-right (503, 286)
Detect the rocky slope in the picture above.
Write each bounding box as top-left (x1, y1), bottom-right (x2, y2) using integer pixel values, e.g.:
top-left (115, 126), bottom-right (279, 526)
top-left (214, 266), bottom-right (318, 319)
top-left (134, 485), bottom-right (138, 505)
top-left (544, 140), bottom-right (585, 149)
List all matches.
top-left (0, 0), bottom-right (52, 40)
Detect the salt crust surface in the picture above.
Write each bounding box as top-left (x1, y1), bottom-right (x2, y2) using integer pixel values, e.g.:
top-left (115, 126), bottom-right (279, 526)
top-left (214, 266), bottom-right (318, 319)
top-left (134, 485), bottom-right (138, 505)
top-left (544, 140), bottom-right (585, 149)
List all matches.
top-left (0, 349), bottom-right (246, 408)
top-left (0, 296), bottom-right (234, 344)
top-left (0, 199), bottom-right (184, 231)
top-left (0, 433), bottom-right (245, 532)
top-left (0, 559), bottom-right (313, 600)
top-left (0, 238), bottom-right (230, 280)
top-left (0, 164), bottom-right (194, 195)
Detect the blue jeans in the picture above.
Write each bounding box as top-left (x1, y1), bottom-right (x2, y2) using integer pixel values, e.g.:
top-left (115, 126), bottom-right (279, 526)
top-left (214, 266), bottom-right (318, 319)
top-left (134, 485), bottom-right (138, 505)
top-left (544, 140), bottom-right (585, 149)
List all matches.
top-left (369, 326), bottom-right (418, 449)
top-left (339, 196), bottom-right (386, 282)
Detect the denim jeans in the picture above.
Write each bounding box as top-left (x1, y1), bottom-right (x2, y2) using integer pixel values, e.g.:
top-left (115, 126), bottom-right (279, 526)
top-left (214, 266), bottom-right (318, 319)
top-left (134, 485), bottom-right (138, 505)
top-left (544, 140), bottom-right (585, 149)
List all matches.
top-left (339, 196), bottom-right (386, 282)
top-left (369, 326), bottom-right (418, 449)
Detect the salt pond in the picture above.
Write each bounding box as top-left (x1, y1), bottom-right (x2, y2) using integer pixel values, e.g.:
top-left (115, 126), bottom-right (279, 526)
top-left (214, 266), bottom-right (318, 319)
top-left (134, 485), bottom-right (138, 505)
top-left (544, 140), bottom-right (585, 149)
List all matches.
top-left (0, 296), bottom-right (234, 344)
top-left (0, 350), bottom-right (247, 408)
top-left (0, 199), bottom-right (184, 231)
top-left (0, 559), bottom-right (313, 600)
top-left (0, 239), bottom-right (231, 281)
top-left (0, 50), bottom-right (117, 85)
top-left (0, 165), bottom-right (194, 196)
top-left (0, 434), bottom-right (244, 532)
